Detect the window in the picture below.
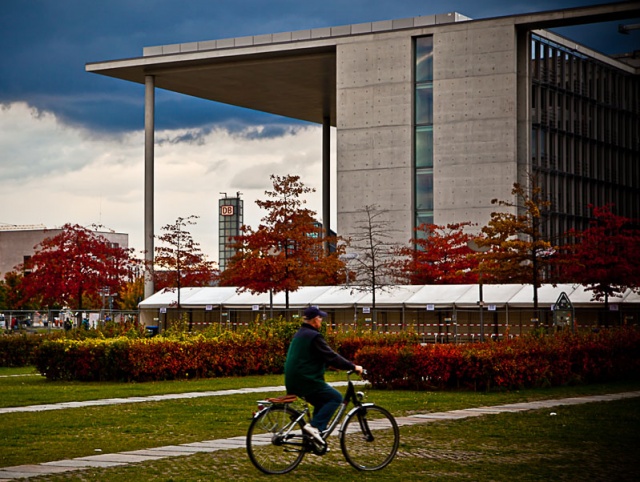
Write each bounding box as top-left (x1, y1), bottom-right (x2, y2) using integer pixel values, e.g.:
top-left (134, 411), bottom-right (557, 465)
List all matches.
top-left (415, 35), bottom-right (434, 233)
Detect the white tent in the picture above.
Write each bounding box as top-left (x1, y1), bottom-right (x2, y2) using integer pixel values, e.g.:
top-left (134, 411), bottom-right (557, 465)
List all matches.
top-left (139, 284), bottom-right (640, 311)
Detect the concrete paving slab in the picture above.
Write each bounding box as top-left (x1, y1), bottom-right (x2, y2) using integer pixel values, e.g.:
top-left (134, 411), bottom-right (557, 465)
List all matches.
top-left (465, 406), bottom-right (528, 413)
top-left (411, 412), bottom-right (468, 419)
top-left (0, 471), bottom-right (42, 479)
top-left (0, 465), bottom-right (77, 474)
top-left (121, 450), bottom-right (191, 458)
top-left (182, 442), bottom-right (228, 449)
top-left (43, 459), bottom-right (125, 468)
top-left (392, 417), bottom-right (430, 426)
top-left (194, 439), bottom-right (244, 448)
top-left (75, 454), bottom-right (150, 463)
top-left (447, 409), bottom-right (488, 418)
top-left (146, 445), bottom-right (203, 453)
top-left (0, 382), bottom-right (362, 415)
top-left (182, 440), bottom-right (220, 447)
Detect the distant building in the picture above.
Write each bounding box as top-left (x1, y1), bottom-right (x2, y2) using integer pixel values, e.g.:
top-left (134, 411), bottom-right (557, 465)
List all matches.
top-left (218, 193), bottom-right (244, 272)
top-left (0, 225), bottom-right (129, 279)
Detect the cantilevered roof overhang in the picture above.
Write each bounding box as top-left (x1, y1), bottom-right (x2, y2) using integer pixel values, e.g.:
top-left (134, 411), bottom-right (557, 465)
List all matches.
top-left (87, 44), bottom-right (338, 125)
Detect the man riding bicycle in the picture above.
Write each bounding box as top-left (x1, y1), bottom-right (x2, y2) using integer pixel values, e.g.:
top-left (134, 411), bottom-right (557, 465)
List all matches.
top-left (284, 306), bottom-right (363, 445)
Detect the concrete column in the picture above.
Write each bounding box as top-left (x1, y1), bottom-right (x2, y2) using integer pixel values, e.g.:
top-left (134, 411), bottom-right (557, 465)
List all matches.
top-left (322, 116), bottom-right (331, 243)
top-left (144, 75), bottom-right (155, 299)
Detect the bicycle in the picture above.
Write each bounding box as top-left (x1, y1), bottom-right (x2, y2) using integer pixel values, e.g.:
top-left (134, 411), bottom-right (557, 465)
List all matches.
top-left (246, 370), bottom-right (399, 474)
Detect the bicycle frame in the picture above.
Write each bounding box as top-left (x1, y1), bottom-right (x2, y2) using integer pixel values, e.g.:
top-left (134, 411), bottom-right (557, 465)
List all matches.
top-left (253, 370), bottom-right (368, 444)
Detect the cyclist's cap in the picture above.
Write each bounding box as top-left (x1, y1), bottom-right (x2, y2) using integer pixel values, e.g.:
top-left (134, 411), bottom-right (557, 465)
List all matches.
top-left (304, 306), bottom-right (327, 319)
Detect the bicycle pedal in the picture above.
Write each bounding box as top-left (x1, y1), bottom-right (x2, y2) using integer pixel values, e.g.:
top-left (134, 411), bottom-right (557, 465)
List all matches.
top-left (311, 442), bottom-right (329, 456)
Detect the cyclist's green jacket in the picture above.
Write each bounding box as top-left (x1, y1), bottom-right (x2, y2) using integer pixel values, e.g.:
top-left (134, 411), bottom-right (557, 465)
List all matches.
top-left (284, 322), bottom-right (355, 397)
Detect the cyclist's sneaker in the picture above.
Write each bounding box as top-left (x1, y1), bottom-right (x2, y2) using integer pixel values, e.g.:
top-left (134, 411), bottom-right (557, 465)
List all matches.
top-left (303, 425), bottom-right (325, 445)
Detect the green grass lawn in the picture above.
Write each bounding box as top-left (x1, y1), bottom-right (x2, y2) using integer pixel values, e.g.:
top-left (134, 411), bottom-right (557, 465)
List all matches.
top-left (1, 367), bottom-right (639, 481)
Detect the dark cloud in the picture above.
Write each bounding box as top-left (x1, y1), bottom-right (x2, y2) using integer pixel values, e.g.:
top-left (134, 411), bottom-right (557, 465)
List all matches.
top-left (1, 0), bottom-right (637, 135)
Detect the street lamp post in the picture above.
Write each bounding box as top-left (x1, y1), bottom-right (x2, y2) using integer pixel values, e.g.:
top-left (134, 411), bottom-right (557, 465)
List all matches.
top-left (478, 281), bottom-right (484, 342)
top-left (467, 239), bottom-right (490, 342)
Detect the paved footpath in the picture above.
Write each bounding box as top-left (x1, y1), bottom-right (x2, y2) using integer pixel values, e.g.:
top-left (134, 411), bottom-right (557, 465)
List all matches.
top-left (1, 387), bottom-right (639, 480)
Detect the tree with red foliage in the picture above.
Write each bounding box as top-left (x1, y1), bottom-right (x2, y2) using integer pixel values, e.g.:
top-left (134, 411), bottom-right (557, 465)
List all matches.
top-left (392, 222), bottom-right (479, 284)
top-left (19, 224), bottom-right (135, 311)
top-left (154, 215), bottom-right (218, 307)
top-left (560, 204), bottom-right (640, 308)
top-left (219, 175), bottom-right (345, 308)
top-left (0, 271), bottom-right (33, 310)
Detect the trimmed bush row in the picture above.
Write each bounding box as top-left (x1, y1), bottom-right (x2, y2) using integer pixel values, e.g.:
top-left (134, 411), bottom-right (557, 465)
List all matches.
top-left (354, 328), bottom-right (640, 391)
top-left (19, 326), bottom-right (640, 390)
top-left (35, 333), bottom-right (287, 382)
top-left (0, 334), bottom-right (47, 367)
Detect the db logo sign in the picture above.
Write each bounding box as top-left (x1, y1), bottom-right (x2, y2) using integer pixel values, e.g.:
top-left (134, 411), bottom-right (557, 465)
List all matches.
top-left (220, 205), bottom-right (234, 216)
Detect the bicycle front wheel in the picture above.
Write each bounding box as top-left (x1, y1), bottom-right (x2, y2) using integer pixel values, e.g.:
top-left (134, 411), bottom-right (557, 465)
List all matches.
top-left (340, 404), bottom-right (399, 471)
top-left (246, 405), bottom-right (306, 474)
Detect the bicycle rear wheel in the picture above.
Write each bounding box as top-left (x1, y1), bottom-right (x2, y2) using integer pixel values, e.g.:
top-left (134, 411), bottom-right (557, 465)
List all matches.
top-left (246, 405), bottom-right (306, 474)
top-left (340, 404), bottom-right (399, 471)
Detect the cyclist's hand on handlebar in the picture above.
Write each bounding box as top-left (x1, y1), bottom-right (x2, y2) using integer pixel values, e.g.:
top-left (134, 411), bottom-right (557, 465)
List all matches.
top-left (354, 365), bottom-right (364, 375)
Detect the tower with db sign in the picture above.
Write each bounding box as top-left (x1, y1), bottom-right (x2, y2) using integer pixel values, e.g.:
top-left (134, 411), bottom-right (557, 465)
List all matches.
top-left (218, 192), bottom-right (243, 272)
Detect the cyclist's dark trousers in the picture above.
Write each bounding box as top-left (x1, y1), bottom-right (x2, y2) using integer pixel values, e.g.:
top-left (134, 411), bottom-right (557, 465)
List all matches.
top-left (305, 384), bottom-right (343, 431)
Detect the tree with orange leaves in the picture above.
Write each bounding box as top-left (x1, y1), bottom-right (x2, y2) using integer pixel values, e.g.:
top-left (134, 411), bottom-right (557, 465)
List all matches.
top-left (219, 175), bottom-right (345, 308)
top-left (477, 179), bottom-right (555, 318)
top-left (154, 215), bottom-right (218, 308)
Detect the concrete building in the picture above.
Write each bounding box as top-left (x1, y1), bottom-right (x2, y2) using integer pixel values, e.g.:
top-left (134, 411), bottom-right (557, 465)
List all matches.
top-left (0, 225), bottom-right (129, 279)
top-left (86, 2), bottom-right (640, 297)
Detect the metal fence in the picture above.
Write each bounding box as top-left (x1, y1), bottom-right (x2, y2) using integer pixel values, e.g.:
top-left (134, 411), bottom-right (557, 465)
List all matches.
top-left (143, 304), bottom-right (639, 342)
top-left (0, 309), bottom-right (139, 332)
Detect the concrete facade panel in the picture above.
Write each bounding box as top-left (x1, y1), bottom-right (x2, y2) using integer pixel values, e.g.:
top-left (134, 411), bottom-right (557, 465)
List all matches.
top-left (180, 42), bottom-right (198, 53)
top-left (338, 127), bottom-right (412, 171)
top-left (337, 37), bottom-right (412, 89)
top-left (435, 74), bottom-right (517, 122)
top-left (414, 15), bottom-right (437, 27)
top-left (434, 118), bottom-right (515, 165)
top-left (162, 44), bottom-right (181, 55)
top-left (331, 25), bottom-right (352, 37)
top-left (254, 34), bottom-right (273, 45)
top-left (392, 18), bottom-right (415, 29)
top-left (143, 46), bottom-right (163, 56)
top-left (433, 23), bottom-right (519, 230)
top-left (351, 22), bottom-right (372, 34)
top-left (291, 30), bottom-right (312, 41)
top-left (311, 27), bottom-right (332, 39)
top-left (372, 20), bottom-right (393, 32)
top-left (336, 35), bottom-right (414, 246)
top-left (197, 40), bottom-right (217, 51)
top-left (216, 38), bottom-right (234, 49)
top-left (272, 32), bottom-right (293, 43)
top-left (337, 167), bottom-right (412, 218)
top-left (338, 83), bottom-right (411, 129)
